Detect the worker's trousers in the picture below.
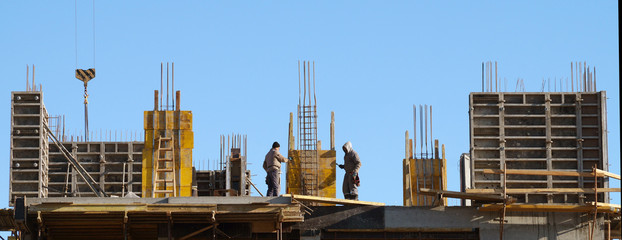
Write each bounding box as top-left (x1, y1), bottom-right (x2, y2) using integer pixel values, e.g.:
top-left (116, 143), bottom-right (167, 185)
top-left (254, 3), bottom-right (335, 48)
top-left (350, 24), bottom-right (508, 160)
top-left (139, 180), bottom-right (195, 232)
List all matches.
top-left (343, 172), bottom-right (358, 200)
top-left (266, 170), bottom-right (280, 196)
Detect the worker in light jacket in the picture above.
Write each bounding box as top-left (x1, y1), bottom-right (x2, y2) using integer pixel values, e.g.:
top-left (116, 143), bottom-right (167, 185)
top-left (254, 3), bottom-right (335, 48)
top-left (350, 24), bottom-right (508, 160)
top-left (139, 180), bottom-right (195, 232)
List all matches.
top-left (263, 141), bottom-right (289, 196)
top-left (338, 141), bottom-right (361, 200)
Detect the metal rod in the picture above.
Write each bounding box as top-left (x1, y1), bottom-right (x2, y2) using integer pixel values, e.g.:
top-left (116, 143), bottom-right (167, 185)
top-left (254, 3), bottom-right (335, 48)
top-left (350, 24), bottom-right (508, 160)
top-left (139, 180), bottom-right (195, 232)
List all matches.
top-left (33, 65), bottom-right (35, 91)
top-left (430, 105), bottom-right (433, 156)
top-left (26, 64), bottom-right (29, 91)
top-left (571, 62), bottom-right (574, 92)
top-left (489, 61), bottom-right (493, 92)
top-left (495, 61), bottom-right (498, 92)
top-left (172, 62), bottom-right (174, 109)
top-left (308, 61), bottom-right (311, 105)
top-left (163, 62), bottom-right (164, 110)
top-left (481, 62), bottom-right (484, 92)
top-left (419, 105), bottom-right (423, 158)
top-left (574, 62), bottom-right (581, 92)
top-left (167, 62), bottom-right (169, 110)
top-left (313, 61), bottom-right (316, 105)
top-left (413, 105), bottom-right (416, 159)
top-left (424, 104), bottom-right (428, 159)
top-left (594, 67), bottom-right (597, 91)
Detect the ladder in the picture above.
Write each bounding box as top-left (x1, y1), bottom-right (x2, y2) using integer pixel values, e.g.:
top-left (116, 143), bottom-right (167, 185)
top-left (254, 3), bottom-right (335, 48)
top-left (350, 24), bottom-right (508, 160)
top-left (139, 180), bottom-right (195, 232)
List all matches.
top-left (153, 136), bottom-right (177, 197)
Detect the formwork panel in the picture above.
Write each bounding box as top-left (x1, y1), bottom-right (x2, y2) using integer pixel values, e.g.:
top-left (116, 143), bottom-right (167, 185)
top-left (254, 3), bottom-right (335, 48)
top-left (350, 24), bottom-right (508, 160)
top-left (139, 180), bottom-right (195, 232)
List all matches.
top-left (468, 92), bottom-right (609, 204)
top-left (286, 150), bottom-right (336, 202)
top-left (47, 141), bottom-right (143, 198)
top-left (9, 91), bottom-right (48, 205)
top-left (142, 110), bottom-right (193, 198)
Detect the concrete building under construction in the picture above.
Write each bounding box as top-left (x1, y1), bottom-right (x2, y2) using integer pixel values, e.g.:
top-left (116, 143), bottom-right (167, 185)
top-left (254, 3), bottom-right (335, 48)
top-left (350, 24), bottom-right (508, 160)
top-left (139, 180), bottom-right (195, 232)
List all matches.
top-left (0, 61), bottom-right (620, 240)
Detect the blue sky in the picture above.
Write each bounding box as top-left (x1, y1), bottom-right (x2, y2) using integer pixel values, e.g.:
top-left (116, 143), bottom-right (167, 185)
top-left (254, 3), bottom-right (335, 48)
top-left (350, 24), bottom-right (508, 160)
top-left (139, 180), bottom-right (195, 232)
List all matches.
top-left (0, 1), bottom-right (619, 234)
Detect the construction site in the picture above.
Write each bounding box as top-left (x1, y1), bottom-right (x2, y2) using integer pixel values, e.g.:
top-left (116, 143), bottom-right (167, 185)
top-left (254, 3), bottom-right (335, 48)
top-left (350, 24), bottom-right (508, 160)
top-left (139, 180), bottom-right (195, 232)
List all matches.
top-left (0, 2), bottom-right (620, 240)
top-left (0, 58), bottom-right (618, 239)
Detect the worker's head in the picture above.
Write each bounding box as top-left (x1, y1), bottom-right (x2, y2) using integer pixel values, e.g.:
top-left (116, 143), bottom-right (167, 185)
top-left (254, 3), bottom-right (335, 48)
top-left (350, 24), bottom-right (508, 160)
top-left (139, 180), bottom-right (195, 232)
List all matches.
top-left (342, 141), bottom-right (352, 153)
top-left (272, 141), bottom-right (280, 150)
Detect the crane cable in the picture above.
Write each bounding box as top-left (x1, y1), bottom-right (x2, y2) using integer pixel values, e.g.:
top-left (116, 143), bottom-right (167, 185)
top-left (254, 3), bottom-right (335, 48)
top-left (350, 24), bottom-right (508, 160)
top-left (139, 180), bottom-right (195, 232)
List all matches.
top-left (74, 0), bottom-right (96, 141)
top-left (74, 0), bottom-right (96, 68)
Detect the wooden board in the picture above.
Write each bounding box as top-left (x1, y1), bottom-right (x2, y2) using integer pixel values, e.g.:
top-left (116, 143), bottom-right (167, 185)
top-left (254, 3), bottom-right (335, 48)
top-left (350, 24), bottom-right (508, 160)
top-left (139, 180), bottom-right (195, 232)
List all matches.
top-left (479, 203), bottom-right (620, 213)
top-left (466, 188), bottom-right (620, 194)
top-left (418, 188), bottom-right (505, 202)
top-left (481, 168), bottom-right (620, 179)
top-left (282, 194), bottom-right (385, 206)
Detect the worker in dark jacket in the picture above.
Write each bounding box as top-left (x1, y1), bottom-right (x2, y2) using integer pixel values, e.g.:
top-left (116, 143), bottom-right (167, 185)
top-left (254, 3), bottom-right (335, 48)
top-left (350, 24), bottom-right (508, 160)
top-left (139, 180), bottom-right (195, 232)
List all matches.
top-left (338, 141), bottom-right (361, 200)
top-left (263, 142), bottom-right (289, 196)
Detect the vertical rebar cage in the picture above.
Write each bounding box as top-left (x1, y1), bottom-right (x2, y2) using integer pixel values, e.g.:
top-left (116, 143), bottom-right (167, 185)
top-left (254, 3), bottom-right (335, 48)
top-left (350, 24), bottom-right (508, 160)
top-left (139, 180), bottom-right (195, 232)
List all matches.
top-left (287, 61), bottom-right (336, 202)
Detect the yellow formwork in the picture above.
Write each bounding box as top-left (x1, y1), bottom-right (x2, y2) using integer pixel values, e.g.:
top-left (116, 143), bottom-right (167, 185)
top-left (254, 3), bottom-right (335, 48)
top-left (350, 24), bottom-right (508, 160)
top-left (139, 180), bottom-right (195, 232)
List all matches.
top-left (286, 149), bottom-right (337, 199)
top-left (142, 110), bottom-right (194, 197)
top-left (403, 139), bottom-right (447, 206)
top-left (285, 112), bottom-right (337, 204)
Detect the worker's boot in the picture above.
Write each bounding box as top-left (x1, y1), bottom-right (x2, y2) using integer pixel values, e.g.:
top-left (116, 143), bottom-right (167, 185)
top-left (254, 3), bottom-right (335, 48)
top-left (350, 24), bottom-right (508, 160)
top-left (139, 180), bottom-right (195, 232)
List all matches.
top-left (351, 194), bottom-right (358, 201)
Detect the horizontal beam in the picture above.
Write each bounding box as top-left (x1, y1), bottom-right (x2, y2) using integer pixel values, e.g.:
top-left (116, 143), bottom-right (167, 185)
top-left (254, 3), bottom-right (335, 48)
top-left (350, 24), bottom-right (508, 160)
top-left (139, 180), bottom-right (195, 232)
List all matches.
top-left (586, 201), bottom-right (621, 209)
top-left (596, 169), bottom-right (621, 180)
top-left (282, 194), bottom-right (385, 206)
top-left (482, 169), bottom-right (594, 177)
top-left (479, 203), bottom-right (620, 213)
top-left (466, 188), bottom-right (620, 194)
top-left (418, 188), bottom-right (505, 202)
top-left (481, 169), bottom-right (621, 180)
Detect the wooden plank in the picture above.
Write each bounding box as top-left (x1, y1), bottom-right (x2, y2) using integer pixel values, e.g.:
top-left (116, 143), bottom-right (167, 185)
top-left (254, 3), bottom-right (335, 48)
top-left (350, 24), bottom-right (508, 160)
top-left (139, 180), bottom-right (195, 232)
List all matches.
top-left (595, 169), bottom-right (621, 180)
top-left (282, 194), bottom-right (385, 206)
top-left (466, 188), bottom-right (620, 194)
top-left (481, 169), bottom-right (606, 178)
top-left (585, 201), bottom-right (621, 209)
top-left (479, 203), bottom-right (620, 213)
top-left (403, 159), bottom-right (412, 206)
top-left (418, 188), bottom-right (505, 202)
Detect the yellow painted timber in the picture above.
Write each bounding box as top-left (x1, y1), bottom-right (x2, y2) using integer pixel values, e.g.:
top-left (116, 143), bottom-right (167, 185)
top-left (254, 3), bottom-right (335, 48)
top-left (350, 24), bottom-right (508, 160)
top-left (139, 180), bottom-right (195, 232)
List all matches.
top-left (144, 111), bottom-right (192, 130)
top-left (479, 203), bottom-right (621, 213)
top-left (143, 109), bottom-right (193, 197)
top-left (481, 168), bottom-right (621, 180)
top-left (286, 150), bottom-right (336, 200)
top-left (596, 169), bottom-right (621, 180)
top-left (466, 188), bottom-right (621, 194)
top-left (283, 194), bottom-right (384, 206)
top-left (419, 188), bottom-right (505, 202)
top-left (586, 202), bottom-right (621, 209)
